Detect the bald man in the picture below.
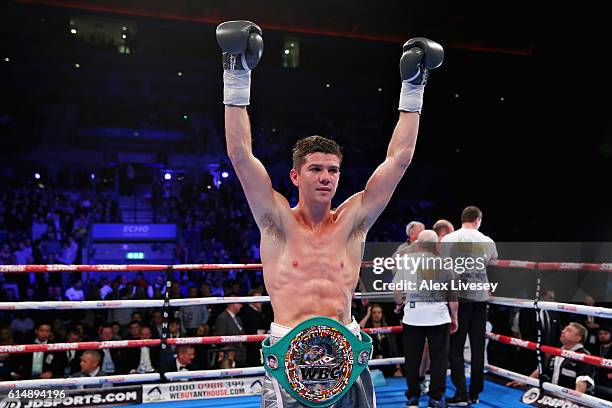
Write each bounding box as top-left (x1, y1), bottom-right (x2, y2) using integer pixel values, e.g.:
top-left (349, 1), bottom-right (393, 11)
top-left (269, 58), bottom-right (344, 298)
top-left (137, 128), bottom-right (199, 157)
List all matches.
top-left (393, 230), bottom-right (458, 407)
top-left (432, 219), bottom-right (454, 240)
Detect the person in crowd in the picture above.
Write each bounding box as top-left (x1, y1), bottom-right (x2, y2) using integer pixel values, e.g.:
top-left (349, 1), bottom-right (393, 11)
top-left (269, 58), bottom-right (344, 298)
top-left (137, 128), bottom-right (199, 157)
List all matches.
top-left (238, 288), bottom-right (268, 366)
top-left (16, 322), bottom-right (55, 380)
top-left (65, 279), bottom-right (85, 301)
top-left (359, 303), bottom-right (403, 378)
top-left (160, 345), bottom-right (196, 372)
top-left (125, 321), bottom-right (141, 341)
top-left (53, 326), bottom-right (83, 377)
top-left (123, 326), bottom-right (160, 374)
top-left (97, 324), bottom-right (121, 374)
top-left (518, 287), bottom-right (564, 371)
top-left (70, 351), bottom-right (110, 388)
top-left (0, 326), bottom-right (19, 380)
top-left (593, 326), bottom-right (612, 399)
top-left (181, 286), bottom-right (209, 336)
top-left (508, 322), bottom-right (594, 393)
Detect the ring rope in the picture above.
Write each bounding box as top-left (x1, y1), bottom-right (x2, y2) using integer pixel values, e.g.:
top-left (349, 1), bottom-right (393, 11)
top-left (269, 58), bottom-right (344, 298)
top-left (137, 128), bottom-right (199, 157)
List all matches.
top-left (1, 358), bottom-right (609, 408)
top-left (3, 295), bottom-right (611, 319)
top-left (0, 327), bottom-right (403, 354)
top-left (3, 327), bottom-right (610, 369)
top-left (1, 259), bottom-right (611, 273)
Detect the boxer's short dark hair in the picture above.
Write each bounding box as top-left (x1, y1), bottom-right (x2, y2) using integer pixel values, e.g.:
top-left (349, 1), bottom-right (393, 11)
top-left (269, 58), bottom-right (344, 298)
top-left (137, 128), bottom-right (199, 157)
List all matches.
top-left (292, 135), bottom-right (342, 171)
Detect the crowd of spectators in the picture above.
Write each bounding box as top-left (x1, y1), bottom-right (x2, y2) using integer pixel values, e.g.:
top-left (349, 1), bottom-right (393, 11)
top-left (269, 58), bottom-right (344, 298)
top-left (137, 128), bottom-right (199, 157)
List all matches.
top-left (0, 180), bottom-right (610, 397)
top-left (0, 186), bottom-right (120, 293)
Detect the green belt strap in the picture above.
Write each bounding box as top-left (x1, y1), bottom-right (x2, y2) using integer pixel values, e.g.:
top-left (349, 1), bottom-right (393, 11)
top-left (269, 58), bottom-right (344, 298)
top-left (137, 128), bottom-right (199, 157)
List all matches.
top-left (261, 316), bottom-right (373, 407)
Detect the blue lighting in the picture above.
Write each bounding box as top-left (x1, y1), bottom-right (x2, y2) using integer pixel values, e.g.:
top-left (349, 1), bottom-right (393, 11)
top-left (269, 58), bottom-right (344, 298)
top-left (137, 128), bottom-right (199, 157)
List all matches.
top-left (221, 171), bottom-right (229, 179)
top-left (164, 172), bottom-right (172, 180)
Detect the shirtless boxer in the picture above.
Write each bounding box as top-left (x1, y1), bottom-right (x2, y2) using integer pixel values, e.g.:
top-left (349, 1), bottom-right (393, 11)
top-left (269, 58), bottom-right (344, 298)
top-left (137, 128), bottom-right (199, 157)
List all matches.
top-left (216, 20), bottom-right (443, 407)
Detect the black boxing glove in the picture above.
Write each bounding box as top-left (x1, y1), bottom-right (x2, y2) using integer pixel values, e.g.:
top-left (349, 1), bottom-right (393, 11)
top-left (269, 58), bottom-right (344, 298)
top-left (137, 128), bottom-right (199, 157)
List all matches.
top-left (398, 37), bottom-right (444, 113)
top-left (216, 20), bottom-right (264, 106)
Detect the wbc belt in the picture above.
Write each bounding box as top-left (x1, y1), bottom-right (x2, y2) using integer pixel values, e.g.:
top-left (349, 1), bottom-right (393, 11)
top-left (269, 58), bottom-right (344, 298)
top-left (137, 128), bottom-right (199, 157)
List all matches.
top-left (261, 316), bottom-right (373, 407)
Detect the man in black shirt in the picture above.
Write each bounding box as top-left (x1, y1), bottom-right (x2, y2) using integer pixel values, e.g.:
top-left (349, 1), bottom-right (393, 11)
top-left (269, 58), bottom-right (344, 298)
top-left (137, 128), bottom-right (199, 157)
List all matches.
top-left (508, 322), bottom-right (594, 393)
top-left (593, 326), bottom-right (612, 399)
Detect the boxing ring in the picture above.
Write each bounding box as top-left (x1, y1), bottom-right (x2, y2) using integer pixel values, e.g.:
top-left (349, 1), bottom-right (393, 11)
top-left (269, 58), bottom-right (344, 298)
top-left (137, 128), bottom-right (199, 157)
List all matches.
top-left (0, 260), bottom-right (611, 407)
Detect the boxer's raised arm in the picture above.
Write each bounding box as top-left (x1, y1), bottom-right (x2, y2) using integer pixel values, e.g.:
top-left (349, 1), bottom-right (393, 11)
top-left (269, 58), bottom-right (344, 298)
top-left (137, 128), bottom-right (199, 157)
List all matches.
top-left (218, 21), bottom-right (285, 227)
top-left (355, 38), bottom-right (444, 229)
top-left (225, 107), bottom-right (283, 227)
top-left (356, 113), bottom-right (420, 228)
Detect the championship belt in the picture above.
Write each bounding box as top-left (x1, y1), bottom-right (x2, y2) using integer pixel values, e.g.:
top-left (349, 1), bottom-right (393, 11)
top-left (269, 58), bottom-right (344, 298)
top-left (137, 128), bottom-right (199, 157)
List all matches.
top-left (261, 316), bottom-right (373, 407)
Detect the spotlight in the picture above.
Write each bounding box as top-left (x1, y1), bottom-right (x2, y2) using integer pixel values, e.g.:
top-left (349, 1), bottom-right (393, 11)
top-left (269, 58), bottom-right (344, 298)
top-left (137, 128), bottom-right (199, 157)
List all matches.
top-left (221, 171), bottom-right (229, 179)
top-left (122, 34), bottom-right (127, 39)
top-left (284, 49), bottom-right (290, 55)
top-left (3, 57), bottom-right (9, 62)
top-left (325, 83), bottom-right (331, 88)
top-left (70, 28), bottom-right (77, 34)
top-left (183, 114), bottom-right (188, 120)
top-left (90, 173), bottom-right (96, 180)
top-left (177, 71), bottom-right (183, 76)
top-left (74, 63), bottom-right (80, 68)
top-left (164, 172), bottom-right (172, 180)
top-left (34, 173), bottom-right (41, 180)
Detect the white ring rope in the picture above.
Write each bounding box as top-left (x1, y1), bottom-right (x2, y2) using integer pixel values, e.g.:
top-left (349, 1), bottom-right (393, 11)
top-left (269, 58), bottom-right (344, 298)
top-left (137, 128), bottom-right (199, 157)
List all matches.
top-left (2, 360), bottom-right (607, 408)
top-left (489, 296), bottom-right (612, 319)
top-left (0, 373), bottom-right (159, 390)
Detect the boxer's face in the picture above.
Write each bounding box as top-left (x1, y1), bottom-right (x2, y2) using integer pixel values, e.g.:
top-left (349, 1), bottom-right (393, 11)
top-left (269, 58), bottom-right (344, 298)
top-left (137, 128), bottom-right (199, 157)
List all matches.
top-left (291, 153), bottom-right (340, 203)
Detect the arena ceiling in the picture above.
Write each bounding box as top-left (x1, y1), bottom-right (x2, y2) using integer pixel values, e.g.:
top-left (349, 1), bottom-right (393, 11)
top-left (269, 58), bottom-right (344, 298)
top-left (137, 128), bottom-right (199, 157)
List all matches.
top-left (11, 0), bottom-right (535, 56)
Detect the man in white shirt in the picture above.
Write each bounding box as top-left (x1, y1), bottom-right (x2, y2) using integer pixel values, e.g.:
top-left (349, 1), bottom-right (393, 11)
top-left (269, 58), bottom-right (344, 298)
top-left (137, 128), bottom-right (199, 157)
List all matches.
top-left (393, 230), bottom-right (458, 408)
top-left (125, 326), bottom-right (159, 374)
top-left (98, 276), bottom-right (113, 299)
top-left (440, 206), bottom-right (498, 406)
top-left (64, 279), bottom-right (85, 301)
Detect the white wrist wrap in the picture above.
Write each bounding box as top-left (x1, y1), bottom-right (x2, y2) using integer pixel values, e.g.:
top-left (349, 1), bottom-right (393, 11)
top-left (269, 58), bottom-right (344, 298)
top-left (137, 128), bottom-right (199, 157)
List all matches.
top-left (223, 70), bottom-right (251, 106)
top-left (398, 81), bottom-right (425, 113)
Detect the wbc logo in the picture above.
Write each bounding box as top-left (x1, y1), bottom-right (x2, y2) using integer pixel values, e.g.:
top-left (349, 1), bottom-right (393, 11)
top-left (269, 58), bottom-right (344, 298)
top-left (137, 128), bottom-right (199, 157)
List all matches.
top-left (285, 326), bottom-right (353, 403)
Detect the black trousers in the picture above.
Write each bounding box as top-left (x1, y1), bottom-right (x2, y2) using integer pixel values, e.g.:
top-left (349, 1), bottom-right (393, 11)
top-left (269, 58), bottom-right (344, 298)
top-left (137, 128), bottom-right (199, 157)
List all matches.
top-left (449, 301), bottom-right (487, 397)
top-left (402, 323), bottom-right (450, 400)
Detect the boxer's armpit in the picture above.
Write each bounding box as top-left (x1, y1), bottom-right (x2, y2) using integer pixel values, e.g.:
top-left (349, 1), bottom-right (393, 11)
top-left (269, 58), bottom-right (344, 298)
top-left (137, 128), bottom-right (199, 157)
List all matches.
top-left (261, 213), bottom-right (284, 241)
top-left (350, 219), bottom-right (367, 240)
